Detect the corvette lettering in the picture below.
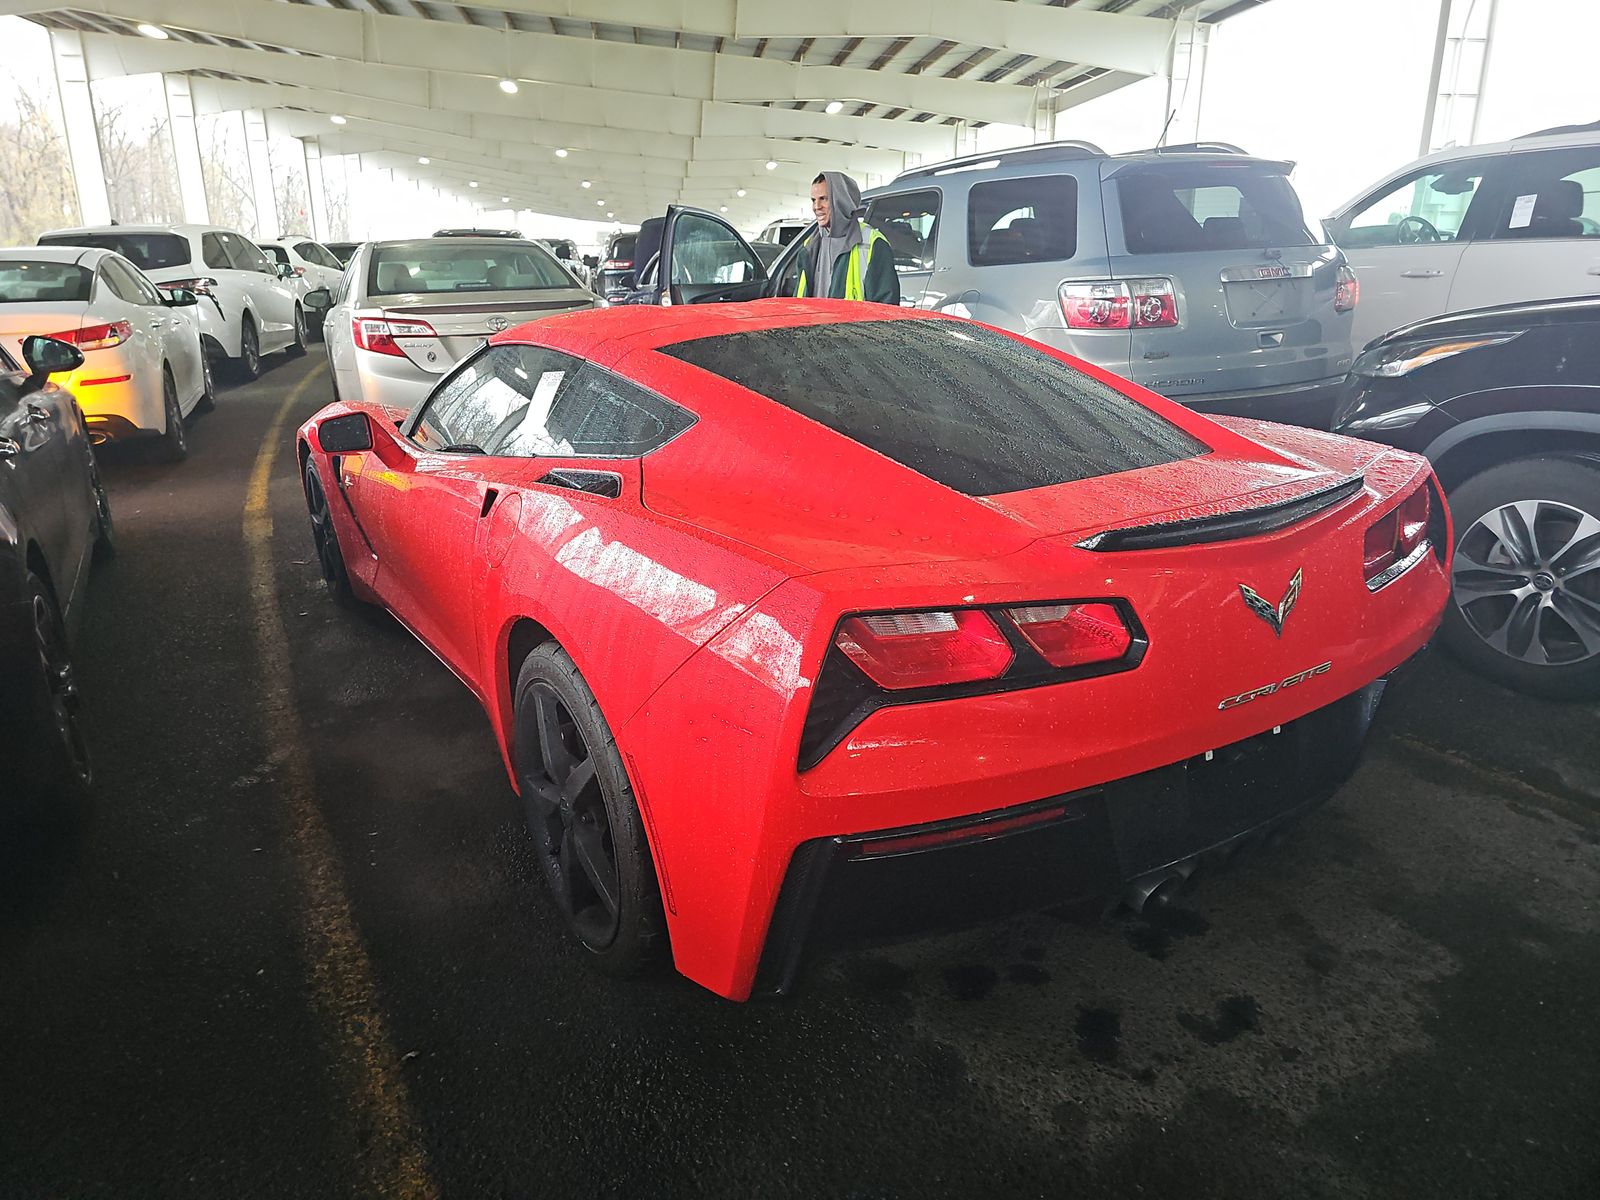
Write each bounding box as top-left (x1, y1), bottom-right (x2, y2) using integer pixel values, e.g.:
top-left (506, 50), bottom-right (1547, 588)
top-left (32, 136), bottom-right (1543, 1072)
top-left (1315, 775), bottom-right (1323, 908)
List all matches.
top-left (1217, 661), bottom-right (1332, 710)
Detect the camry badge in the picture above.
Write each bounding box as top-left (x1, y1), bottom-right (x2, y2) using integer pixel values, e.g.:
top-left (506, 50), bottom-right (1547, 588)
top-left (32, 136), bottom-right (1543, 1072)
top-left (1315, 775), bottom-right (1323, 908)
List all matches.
top-left (1239, 568), bottom-right (1302, 637)
top-left (487, 316), bottom-right (509, 332)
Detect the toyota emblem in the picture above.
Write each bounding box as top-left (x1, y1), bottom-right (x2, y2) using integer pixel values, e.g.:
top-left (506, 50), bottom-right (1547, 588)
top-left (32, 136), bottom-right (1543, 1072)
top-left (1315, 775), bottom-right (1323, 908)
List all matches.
top-left (487, 316), bottom-right (509, 332)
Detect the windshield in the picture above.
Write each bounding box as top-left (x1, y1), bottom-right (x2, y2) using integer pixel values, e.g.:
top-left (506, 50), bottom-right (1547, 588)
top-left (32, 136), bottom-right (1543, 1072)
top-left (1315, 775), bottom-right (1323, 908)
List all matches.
top-left (367, 242), bottom-right (572, 296)
top-left (38, 232), bottom-right (191, 271)
top-left (659, 318), bottom-right (1207, 496)
top-left (1117, 166), bottom-right (1317, 254)
top-left (0, 261), bottom-right (93, 303)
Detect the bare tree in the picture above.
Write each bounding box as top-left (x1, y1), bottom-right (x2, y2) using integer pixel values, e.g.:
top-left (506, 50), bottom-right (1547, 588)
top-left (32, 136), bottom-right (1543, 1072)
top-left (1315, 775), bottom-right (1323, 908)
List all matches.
top-left (0, 85), bottom-right (80, 244)
top-left (196, 112), bottom-right (256, 235)
top-left (266, 138), bottom-right (312, 237)
top-left (94, 98), bottom-right (182, 225)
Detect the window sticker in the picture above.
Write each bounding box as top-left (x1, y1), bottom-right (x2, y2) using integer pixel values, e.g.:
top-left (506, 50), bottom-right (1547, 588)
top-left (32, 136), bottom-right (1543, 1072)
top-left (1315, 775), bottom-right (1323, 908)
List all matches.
top-left (1509, 193), bottom-right (1538, 229)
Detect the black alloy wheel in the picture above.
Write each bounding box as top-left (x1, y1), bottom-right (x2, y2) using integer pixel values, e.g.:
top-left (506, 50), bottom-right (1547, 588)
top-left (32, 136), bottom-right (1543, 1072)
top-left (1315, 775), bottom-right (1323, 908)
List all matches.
top-left (302, 457), bottom-right (357, 605)
top-left (236, 317), bottom-right (262, 381)
top-left (513, 644), bottom-right (666, 974)
top-left (288, 305), bottom-right (307, 357)
top-left (195, 354), bottom-right (216, 413)
top-left (1444, 457), bottom-right (1600, 698)
top-left (6, 571), bottom-right (93, 821)
top-left (157, 368), bottom-right (188, 463)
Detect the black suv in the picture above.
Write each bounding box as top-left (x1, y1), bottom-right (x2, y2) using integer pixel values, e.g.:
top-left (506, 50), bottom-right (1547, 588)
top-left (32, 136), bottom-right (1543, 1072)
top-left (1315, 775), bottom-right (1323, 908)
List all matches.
top-left (595, 232), bottom-right (639, 300)
top-left (1333, 297), bottom-right (1600, 698)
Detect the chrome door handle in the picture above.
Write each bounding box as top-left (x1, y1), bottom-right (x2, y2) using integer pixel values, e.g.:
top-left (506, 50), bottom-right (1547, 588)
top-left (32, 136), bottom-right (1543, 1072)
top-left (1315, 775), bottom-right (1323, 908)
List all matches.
top-left (24, 402), bottom-right (50, 422)
top-left (1399, 268), bottom-right (1444, 278)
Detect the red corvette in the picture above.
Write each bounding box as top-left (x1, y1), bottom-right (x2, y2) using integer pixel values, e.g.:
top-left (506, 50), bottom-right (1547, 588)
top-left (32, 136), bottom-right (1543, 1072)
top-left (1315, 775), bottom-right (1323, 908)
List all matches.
top-left (297, 299), bottom-right (1449, 1001)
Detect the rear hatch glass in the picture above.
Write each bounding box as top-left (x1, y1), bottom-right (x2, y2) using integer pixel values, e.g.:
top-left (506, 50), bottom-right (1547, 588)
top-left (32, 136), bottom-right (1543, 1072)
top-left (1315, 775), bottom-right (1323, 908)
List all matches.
top-left (38, 232), bottom-right (190, 272)
top-left (1108, 161), bottom-right (1346, 397)
top-left (658, 318), bottom-right (1207, 496)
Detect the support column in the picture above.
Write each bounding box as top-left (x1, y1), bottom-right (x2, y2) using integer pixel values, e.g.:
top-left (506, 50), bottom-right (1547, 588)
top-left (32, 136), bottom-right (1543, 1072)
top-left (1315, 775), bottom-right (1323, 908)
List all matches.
top-left (1419, 0), bottom-right (1501, 155)
top-left (302, 137), bottom-right (329, 240)
top-left (1160, 18), bottom-right (1210, 147)
top-left (48, 29), bottom-right (111, 227)
top-left (162, 74), bottom-right (210, 224)
top-left (242, 108), bottom-right (279, 239)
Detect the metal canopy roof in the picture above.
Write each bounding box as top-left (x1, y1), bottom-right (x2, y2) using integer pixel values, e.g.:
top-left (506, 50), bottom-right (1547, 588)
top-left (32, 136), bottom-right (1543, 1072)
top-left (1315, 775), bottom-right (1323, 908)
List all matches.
top-left (9, 0), bottom-right (1269, 226)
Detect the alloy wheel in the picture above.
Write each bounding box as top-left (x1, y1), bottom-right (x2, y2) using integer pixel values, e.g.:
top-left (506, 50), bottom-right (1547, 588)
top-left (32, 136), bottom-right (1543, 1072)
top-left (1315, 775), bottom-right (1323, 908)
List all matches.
top-left (165, 375), bottom-right (187, 455)
top-left (517, 682), bottom-right (622, 948)
top-left (303, 463), bottom-right (342, 588)
top-left (1452, 498), bottom-right (1600, 666)
top-left (31, 591), bottom-right (91, 789)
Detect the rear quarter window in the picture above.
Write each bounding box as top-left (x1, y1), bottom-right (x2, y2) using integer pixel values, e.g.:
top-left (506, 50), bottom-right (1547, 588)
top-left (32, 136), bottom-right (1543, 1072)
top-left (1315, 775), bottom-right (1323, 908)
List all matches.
top-left (658, 319), bottom-right (1207, 496)
top-left (967, 175), bottom-right (1077, 266)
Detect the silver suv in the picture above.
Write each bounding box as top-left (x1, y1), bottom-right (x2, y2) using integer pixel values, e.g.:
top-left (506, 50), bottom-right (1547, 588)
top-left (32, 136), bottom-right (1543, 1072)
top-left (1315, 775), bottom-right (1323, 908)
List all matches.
top-left (640, 142), bottom-right (1358, 424)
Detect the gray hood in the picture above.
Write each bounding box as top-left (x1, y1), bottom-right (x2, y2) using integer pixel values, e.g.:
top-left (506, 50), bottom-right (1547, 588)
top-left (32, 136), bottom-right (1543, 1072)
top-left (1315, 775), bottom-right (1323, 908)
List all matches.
top-left (812, 170), bottom-right (865, 295)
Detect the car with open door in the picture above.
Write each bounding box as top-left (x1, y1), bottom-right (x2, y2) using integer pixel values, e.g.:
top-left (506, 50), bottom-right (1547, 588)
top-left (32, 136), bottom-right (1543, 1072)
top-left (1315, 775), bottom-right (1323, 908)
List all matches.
top-left (1, 334), bottom-right (114, 822)
top-left (297, 299), bottom-right (1447, 1001)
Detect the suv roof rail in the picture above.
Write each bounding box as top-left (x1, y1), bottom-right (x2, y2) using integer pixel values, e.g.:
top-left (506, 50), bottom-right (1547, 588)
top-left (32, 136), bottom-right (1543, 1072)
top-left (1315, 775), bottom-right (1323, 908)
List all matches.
top-left (1517, 118), bottom-right (1600, 139)
top-left (892, 138), bottom-right (1107, 182)
top-left (1130, 140), bottom-right (1250, 156)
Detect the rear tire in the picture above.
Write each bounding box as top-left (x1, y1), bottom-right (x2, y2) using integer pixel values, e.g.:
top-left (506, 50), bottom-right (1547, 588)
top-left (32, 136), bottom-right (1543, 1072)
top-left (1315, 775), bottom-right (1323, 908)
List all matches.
top-left (157, 367), bottom-right (188, 463)
top-left (513, 644), bottom-right (667, 977)
top-left (1443, 456), bottom-right (1600, 699)
top-left (288, 305), bottom-right (307, 358)
top-left (194, 354), bottom-right (215, 414)
top-left (232, 316), bottom-right (262, 382)
top-left (4, 571), bottom-right (92, 823)
top-left (302, 456), bottom-right (360, 607)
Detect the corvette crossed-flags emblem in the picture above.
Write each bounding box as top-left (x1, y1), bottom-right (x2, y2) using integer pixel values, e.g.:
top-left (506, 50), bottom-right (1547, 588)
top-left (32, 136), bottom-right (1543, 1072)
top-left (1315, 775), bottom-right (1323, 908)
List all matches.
top-left (1239, 568), bottom-right (1303, 637)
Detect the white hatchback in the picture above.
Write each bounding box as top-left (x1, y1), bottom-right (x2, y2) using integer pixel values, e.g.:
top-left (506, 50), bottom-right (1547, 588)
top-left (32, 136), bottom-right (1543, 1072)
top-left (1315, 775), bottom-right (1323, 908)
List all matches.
top-left (1327, 122), bottom-right (1600, 351)
top-left (38, 224), bottom-right (304, 380)
top-left (0, 246), bottom-right (211, 461)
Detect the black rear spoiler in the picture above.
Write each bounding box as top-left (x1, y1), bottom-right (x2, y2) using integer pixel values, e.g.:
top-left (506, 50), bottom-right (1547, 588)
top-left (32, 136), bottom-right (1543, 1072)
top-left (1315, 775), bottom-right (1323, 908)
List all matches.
top-left (1076, 475), bottom-right (1365, 552)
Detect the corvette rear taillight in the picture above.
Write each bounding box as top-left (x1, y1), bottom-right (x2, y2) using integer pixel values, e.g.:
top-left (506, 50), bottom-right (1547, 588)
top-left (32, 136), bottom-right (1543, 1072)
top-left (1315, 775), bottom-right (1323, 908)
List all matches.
top-left (48, 320), bottom-right (131, 350)
top-left (353, 316), bottom-right (437, 357)
top-left (1363, 486), bottom-right (1431, 588)
top-left (1005, 603), bottom-right (1133, 669)
top-left (835, 610), bottom-right (1014, 691)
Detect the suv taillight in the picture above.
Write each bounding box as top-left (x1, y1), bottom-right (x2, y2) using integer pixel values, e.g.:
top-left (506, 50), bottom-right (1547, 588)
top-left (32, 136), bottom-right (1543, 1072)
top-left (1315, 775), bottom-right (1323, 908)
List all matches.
top-left (603, 259), bottom-right (633, 270)
top-left (1335, 265), bottom-right (1359, 313)
top-left (1059, 279), bottom-right (1178, 330)
top-left (352, 316), bottom-right (437, 357)
top-left (159, 277), bottom-right (218, 296)
top-left (47, 319), bottom-right (131, 350)
top-left (1363, 486), bottom-right (1430, 588)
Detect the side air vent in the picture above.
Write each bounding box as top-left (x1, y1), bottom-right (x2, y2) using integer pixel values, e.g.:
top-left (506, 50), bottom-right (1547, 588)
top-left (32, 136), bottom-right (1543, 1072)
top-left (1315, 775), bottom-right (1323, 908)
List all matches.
top-left (1077, 475), bottom-right (1365, 552)
top-left (536, 469), bottom-right (623, 499)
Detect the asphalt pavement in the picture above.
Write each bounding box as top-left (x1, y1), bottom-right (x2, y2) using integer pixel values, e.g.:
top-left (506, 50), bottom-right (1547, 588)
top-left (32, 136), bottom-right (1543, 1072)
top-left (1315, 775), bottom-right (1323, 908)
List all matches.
top-left (2, 354), bottom-right (1596, 1199)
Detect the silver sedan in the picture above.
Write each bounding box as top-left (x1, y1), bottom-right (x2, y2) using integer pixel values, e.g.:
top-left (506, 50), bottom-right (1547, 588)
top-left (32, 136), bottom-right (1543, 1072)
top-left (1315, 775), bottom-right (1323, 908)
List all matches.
top-left (320, 237), bottom-right (599, 412)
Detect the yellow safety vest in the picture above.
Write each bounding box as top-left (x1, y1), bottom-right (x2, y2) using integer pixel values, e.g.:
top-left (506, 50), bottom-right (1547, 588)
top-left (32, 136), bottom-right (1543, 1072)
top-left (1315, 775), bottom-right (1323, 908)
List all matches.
top-left (796, 223), bottom-right (889, 300)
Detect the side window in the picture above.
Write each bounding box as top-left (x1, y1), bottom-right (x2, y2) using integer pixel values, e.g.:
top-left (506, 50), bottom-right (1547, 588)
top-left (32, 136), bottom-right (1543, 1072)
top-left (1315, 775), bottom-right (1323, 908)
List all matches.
top-left (114, 258), bottom-right (166, 306)
top-left (670, 212), bottom-right (761, 285)
top-left (864, 189), bottom-right (940, 272)
top-left (99, 259), bottom-right (144, 304)
top-left (967, 175), bottom-right (1078, 266)
top-left (494, 363), bottom-right (695, 459)
top-left (412, 345), bottom-right (581, 453)
top-left (293, 242), bottom-right (318, 262)
top-left (223, 233), bottom-right (273, 274)
top-left (1340, 162), bottom-right (1490, 247)
top-left (201, 232), bottom-right (232, 271)
top-left (1483, 148), bottom-right (1600, 241)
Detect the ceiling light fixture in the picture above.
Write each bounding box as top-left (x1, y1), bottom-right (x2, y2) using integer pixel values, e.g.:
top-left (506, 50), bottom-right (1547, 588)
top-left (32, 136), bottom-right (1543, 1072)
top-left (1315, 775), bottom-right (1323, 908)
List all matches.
top-left (607, 212), bottom-right (614, 219)
top-left (329, 114), bottom-right (347, 125)
top-left (136, 22), bottom-right (169, 40)
top-left (736, 188), bottom-right (746, 197)
top-left (765, 160), bottom-right (777, 170)
top-left (824, 100), bottom-right (845, 114)
top-left (469, 180), bottom-right (479, 188)
top-left (555, 148), bottom-right (569, 158)
top-left (596, 199), bottom-right (605, 206)
top-left (498, 78), bottom-right (519, 94)
top-left (417, 156), bottom-right (430, 164)
top-left (719, 206), bottom-right (728, 213)
top-left (580, 180), bottom-right (591, 188)
top-left (501, 196), bottom-right (510, 203)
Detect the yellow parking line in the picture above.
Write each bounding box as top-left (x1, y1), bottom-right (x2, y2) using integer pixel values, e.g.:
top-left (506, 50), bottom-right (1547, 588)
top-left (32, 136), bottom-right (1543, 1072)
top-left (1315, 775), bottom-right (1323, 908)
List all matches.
top-left (244, 366), bottom-right (438, 1200)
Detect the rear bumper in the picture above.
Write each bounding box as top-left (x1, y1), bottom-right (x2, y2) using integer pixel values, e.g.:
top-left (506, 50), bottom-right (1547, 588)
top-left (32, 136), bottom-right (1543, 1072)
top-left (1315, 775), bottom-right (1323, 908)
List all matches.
top-left (754, 670), bottom-right (1401, 995)
top-left (1179, 375), bottom-right (1351, 429)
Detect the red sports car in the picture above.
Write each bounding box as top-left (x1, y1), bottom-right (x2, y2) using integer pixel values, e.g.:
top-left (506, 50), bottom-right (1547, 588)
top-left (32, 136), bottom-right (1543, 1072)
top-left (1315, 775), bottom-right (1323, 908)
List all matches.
top-left (297, 299), bottom-right (1449, 1001)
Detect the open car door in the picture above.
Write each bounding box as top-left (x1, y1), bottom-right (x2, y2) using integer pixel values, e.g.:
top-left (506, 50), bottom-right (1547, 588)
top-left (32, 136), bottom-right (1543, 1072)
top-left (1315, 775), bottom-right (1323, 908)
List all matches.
top-left (660, 206), bottom-right (769, 304)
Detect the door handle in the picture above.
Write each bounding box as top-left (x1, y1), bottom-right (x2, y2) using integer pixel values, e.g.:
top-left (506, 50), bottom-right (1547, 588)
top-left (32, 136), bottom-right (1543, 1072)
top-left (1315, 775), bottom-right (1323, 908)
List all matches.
top-left (1587, 266), bottom-right (1600, 276)
top-left (1399, 268), bottom-right (1444, 278)
top-left (24, 402), bottom-right (50, 422)
top-left (150, 318), bottom-right (169, 327)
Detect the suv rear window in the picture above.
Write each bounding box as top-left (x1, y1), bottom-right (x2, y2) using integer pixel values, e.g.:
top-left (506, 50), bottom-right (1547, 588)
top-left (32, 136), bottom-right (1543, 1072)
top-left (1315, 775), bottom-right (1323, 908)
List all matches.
top-left (659, 319), bottom-right (1207, 496)
top-left (38, 232), bottom-right (190, 272)
top-left (1117, 166), bottom-right (1316, 254)
top-left (606, 235), bottom-right (638, 263)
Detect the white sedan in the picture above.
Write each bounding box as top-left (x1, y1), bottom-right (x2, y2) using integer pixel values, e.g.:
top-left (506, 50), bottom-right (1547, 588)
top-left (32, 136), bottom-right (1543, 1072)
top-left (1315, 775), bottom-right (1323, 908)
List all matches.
top-left (259, 237), bottom-right (346, 338)
top-left (0, 246), bottom-right (211, 461)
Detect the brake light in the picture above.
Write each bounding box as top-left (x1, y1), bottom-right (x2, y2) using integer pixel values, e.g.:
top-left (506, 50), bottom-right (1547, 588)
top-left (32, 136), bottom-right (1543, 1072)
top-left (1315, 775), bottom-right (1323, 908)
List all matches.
top-left (352, 316), bottom-right (437, 357)
top-left (1060, 279), bottom-right (1178, 330)
top-left (603, 259), bottom-right (633, 270)
top-left (1363, 486), bottom-right (1431, 586)
top-left (1005, 603), bottom-right (1132, 668)
top-left (1335, 265), bottom-right (1359, 313)
top-left (835, 610), bottom-right (1014, 691)
top-left (291, 266), bottom-right (306, 277)
top-left (48, 319), bottom-right (131, 350)
top-left (159, 277), bottom-right (217, 296)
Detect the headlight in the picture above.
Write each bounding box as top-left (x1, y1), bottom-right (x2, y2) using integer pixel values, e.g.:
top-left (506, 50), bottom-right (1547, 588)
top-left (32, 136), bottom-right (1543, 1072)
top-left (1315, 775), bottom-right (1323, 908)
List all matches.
top-left (1355, 333), bottom-right (1519, 378)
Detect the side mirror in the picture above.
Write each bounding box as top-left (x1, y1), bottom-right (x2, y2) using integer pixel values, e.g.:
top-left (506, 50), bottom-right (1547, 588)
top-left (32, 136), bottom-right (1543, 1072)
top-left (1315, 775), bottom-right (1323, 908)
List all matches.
top-left (583, 254), bottom-right (599, 269)
top-left (275, 262), bottom-right (295, 280)
top-left (20, 335), bottom-right (84, 392)
top-left (317, 412), bottom-right (373, 453)
top-left (304, 287), bottom-right (333, 312)
top-left (164, 288), bottom-right (198, 307)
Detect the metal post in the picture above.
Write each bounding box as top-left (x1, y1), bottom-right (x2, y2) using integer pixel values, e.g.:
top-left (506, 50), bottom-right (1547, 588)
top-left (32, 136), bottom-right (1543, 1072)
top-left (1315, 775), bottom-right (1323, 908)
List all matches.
top-left (303, 137), bottom-right (330, 240)
top-left (241, 109), bottom-right (279, 238)
top-left (48, 29), bottom-right (111, 226)
top-left (162, 74), bottom-right (210, 224)
top-left (1420, 0), bottom-right (1453, 156)
top-left (1469, 0), bottom-right (1502, 144)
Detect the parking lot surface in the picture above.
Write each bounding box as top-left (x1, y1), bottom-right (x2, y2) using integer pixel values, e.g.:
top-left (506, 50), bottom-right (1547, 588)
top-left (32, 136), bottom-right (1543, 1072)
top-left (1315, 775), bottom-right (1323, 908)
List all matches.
top-left (2, 357), bottom-right (1596, 1199)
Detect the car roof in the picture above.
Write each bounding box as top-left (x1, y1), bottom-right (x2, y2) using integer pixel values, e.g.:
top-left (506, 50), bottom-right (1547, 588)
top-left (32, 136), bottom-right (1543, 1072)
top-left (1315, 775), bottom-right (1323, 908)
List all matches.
top-left (39, 223), bottom-right (227, 238)
top-left (369, 237), bottom-right (547, 251)
top-left (887, 139), bottom-right (1293, 187)
top-left (0, 244), bottom-right (106, 265)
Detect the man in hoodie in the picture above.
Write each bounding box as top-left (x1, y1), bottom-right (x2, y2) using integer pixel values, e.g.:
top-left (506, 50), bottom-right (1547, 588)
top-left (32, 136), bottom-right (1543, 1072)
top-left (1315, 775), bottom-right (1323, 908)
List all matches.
top-left (795, 171), bottom-right (900, 305)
